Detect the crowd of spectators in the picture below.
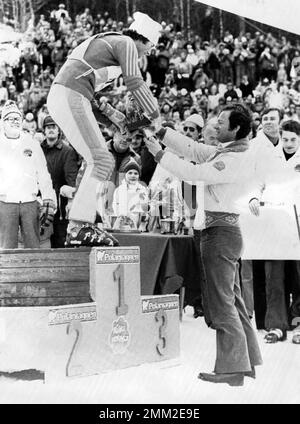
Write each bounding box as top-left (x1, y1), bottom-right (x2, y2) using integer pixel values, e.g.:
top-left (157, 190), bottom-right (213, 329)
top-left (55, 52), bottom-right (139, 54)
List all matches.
top-left (1, 4), bottom-right (300, 138)
top-left (1, 4), bottom-right (300, 230)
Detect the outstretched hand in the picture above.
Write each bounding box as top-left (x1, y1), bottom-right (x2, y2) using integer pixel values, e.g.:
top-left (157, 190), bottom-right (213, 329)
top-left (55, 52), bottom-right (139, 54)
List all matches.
top-left (144, 136), bottom-right (162, 156)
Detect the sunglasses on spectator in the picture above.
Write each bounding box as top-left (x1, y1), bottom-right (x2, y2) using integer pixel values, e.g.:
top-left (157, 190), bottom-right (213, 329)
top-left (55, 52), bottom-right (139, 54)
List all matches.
top-left (183, 126), bottom-right (196, 133)
top-left (4, 117), bottom-right (21, 123)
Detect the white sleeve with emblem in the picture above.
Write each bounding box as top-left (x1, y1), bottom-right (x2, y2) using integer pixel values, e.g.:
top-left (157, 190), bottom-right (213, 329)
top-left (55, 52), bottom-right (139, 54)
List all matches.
top-left (159, 151), bottom-right (250, 185)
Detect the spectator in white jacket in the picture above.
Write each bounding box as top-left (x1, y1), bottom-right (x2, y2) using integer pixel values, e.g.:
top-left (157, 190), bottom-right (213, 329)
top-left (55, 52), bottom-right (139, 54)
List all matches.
top-left (0, 100), bottom-right (56, 248)
top-left (247, 107), bottom-right (284, 331)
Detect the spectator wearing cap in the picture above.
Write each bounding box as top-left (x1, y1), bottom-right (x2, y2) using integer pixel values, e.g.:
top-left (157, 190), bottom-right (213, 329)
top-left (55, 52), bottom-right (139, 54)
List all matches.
top-left (182, 113), bottom-right (204, 143)
top-left (41, 115), bottom-right (79, 247)
top-left (112, 158), bottom-right (149, 221)
top-left (0, 101), bottom-right (56, 249)
top-left (181, 113), bottom-right (205, 254)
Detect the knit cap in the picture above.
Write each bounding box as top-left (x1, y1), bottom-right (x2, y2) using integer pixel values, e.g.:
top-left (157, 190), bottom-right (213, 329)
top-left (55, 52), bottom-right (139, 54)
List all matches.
top-left (123, 157), bottom-right (141, 175)
top-left (1, 100), bottom-right (22, 121)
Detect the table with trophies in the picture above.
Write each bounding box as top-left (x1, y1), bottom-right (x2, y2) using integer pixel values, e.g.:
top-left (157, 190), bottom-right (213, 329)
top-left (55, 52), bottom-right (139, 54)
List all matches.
top-left (115, 232), bottom-right (201, 305)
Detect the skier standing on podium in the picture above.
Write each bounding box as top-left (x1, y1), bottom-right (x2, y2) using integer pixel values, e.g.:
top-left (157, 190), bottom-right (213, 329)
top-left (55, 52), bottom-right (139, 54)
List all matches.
top-left (47, 12), bottom-right (162, 246)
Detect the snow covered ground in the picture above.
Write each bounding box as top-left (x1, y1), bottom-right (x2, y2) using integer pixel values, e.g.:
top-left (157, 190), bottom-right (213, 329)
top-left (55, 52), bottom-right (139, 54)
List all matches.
top-left (0, 306), bottom-right (299, 404)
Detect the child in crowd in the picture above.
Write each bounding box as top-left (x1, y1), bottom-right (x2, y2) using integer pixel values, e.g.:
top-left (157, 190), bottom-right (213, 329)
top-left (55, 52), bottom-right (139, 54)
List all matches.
top-left (112, 159), bottom-right (149, 230)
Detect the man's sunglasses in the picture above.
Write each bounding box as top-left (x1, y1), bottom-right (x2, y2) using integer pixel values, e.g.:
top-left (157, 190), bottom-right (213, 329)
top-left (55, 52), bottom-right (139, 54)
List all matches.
top-left (183, 126), bottom-right (196, 133)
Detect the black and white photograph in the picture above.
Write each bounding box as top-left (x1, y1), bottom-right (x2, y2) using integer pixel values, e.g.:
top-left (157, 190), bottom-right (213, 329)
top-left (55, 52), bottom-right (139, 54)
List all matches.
top-left (0, 0), bottom-right (299, 406)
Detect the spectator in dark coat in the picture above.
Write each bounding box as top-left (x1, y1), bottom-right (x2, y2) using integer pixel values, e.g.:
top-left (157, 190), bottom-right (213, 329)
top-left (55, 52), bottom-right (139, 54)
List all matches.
top-left (41, 115), bottom-right (79, 247)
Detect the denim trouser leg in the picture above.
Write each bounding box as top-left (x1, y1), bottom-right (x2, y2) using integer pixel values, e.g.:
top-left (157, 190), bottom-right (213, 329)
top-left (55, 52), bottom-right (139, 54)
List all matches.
top-left (201, 226), bottom-right (262, 374)
top-left (264, 261), bottom-right (289, 331)
top-left (20, 201), bottom-right (40, 248)
top-left (0, 202), bottom-right (20, 248)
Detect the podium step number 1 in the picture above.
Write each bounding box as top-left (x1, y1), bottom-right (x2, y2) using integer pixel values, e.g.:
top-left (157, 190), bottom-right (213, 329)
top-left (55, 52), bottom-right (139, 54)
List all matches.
top-left (45, 246), bottom-right (180, 380)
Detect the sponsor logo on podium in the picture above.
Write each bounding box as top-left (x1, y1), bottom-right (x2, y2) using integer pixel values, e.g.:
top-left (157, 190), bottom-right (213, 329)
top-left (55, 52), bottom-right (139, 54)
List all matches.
top-left (96, 248), bottom-right (140, 264)
top-left (142, 296), bottom-right (179, 314)
top-left (109, 316), bottom-right (131, 354)
top-left (48, 305), bottom-right (97, 326)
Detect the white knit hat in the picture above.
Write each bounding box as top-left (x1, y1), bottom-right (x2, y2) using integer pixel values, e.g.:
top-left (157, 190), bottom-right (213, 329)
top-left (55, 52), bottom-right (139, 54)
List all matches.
top-left (1, 100), bottom-right (22, 121)
top-left (185, 114), bottom-right (205, 129)
top-left (129, 12), bottom-right (162, 46)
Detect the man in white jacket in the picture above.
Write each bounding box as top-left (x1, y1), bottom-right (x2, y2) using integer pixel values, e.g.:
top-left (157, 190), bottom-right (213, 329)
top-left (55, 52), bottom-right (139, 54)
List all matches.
top-left (0, 101), bottom-right (56, 248)
top-left (145, 104), bottom-right (262, 386)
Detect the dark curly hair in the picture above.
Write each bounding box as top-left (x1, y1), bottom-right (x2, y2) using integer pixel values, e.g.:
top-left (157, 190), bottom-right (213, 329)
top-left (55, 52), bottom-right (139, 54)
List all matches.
top-left (122, 29), bottom-right (150, 44)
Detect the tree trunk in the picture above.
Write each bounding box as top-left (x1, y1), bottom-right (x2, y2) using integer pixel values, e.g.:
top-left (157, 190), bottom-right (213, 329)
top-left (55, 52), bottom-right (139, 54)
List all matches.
top-left (180, 0), bottom-right (184, 34)
top-left (125, 0), bottom-right (130, 21)
top-left (219, 9), bottom-right (223, 40)
top-left (115, 0), bottom-right (119, 21)
top-left (186, 0), bottom-right (191, 40)
top-left (132, 0), bottom-right (137, 14)
top-left (239, 16), bottom-right (246, 34)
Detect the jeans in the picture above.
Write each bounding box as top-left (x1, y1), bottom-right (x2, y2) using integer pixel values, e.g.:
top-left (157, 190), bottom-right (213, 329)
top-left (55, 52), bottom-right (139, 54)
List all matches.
top-left (0, 201), bottom-right (40, 248)
top-left (201, 226), bottom-right (262, 373)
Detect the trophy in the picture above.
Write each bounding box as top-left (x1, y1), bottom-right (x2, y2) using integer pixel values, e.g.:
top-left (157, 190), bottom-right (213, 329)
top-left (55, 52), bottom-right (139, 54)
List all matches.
top-left (125, 94), bottom-right (152, 132)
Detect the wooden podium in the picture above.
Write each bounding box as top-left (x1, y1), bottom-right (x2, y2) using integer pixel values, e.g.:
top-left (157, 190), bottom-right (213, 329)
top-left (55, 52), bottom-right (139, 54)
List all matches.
top-left (0, 247), bottom-right (180, 381)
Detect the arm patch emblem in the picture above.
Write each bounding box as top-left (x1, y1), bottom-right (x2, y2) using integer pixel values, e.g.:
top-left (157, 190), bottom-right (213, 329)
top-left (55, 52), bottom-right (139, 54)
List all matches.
top-left (213, 161), bottom-right (225, 171)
